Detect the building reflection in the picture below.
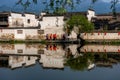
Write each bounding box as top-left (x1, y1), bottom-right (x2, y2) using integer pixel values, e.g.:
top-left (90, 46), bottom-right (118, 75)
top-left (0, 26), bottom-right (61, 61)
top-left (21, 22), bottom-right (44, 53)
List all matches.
top-left (40, 44), bottom-right (65, 69)
top-left (0, 43), bottom-right (120, 71)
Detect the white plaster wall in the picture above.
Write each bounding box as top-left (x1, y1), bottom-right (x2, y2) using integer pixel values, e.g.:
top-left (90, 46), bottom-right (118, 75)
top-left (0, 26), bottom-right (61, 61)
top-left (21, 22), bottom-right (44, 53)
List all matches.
top-left (87, 10), bottom-right (96, 21)
top-left (0, 29), bottom-right (39, 40)
top-left (40, 47), bottom-right (65, 68)
top-left (80, 45), bottom-right (120, 53)
top-left (81, 33), bottom-right (120, 40)
top-left (68, 31), bottom-right (77, 39)
top-left (9, 56), bottom-right (26, 69)
top-left (68, 44), bottom-right (78, 55)
top-left (0, 44), bottom-right (39, 55)
top-left (44, 27), bottom-right (64, 34)
top-left (25, 47), bottom-right (38, 54)
top-left (24, 14), bottom-right (38, 27)
top-left (9, 13), bottom-right (24, 27)
top-left (8, 13), bottom-right (38, 27)
top-left (14, 29), bottom-right (25, 40)
top-left (0, 29), bottom-right (14, 34)
top-left (0, 44), bottom-right (15, 54)
top-left (24, 29), bottom-right (38, 36)
top-left (40, 54), bottom-right (64, 68)
top-left (40, 16), bottom-right (64, 29)
top-left (14, 44), bottom-right (25, 54)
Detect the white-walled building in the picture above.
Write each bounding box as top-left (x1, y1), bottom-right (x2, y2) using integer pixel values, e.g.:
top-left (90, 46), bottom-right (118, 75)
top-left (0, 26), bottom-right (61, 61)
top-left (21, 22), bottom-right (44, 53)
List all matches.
top-left (87, 9), bottom-right (96, 21)
top-left (0, 9), bottom-right (96, 40)
top-left (39, 14), bottom-right (65, 39)
top-left (40, 45), bottom-right (65, 69)
top-left (0, 12), bottom-right (39, 27)
top-left (0, 12), bottom-right (44, 40)
top-left (0, 44), bottom-right (44, 69)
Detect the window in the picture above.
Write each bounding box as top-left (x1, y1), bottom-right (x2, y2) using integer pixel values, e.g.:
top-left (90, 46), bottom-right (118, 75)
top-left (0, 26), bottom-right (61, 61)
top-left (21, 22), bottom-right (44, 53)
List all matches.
top-left (38, 50), bottom-right (44, 54)
top-left (17, 30), bottom-right (23, 34)
top-left (17, 49), bottom-right (23, 53)
top-left (28, 57), bottom-right (31, 60)
top-left (38, 30), bottom-right (44, 34)
top-left (27, 19), bottom-right (30, 24)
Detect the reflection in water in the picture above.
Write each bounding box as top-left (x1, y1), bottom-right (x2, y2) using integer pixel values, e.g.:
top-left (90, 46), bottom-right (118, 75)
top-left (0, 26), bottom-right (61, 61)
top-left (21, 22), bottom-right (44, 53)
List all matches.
top-left (0, 43), bottom-right (120, 71)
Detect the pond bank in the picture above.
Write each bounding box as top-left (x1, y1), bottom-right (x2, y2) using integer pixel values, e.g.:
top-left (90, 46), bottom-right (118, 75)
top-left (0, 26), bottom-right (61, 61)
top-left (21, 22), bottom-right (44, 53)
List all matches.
top-left (85, 39), bottom-right (120, 45)
top-left (0, 39), bottom-right (81, 44)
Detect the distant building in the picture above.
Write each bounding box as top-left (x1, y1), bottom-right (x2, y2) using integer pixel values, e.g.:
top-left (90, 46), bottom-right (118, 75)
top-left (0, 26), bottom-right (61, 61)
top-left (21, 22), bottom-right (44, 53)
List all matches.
top-left (0, 44), bottom-right (42, 69)
top-left (92, 13), bottom-right (120, 30)
top-left (1, 9), bottom-right (114, 40)
top-left (39, 13), bottom-right (65, 39)
top-left (0, 11), bottom-right (39, 27)
top-left (0, 11), bottom-right (44, 40)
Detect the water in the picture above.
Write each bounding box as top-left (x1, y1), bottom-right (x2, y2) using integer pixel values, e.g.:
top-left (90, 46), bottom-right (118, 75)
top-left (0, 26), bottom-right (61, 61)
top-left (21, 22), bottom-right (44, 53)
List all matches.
top-left (0, 43), bottom-right (120, 80)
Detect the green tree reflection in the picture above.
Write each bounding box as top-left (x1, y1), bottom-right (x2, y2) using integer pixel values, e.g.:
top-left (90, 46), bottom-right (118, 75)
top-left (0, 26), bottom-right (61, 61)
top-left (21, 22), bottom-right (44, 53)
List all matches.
top-left (65, 53), bottom-right (94, 71)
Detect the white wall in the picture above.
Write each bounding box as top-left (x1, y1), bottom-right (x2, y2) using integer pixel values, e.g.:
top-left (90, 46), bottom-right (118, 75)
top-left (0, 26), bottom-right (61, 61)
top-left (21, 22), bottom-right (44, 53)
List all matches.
top-left (81, 33), bottom-right (120, 40)
top-left (24, 14), bottom-right (38, 27)
top-left (14, 29), bottom-right (25, 40)
top-left (87, 9), bottom-right (96, 21)
top-left (9, 13), bottom-right (24, 27)
top-left (40, 16), bottom-right (64, 29)
top-left (80, 45), bottom-right (120, 53)
top-left (0, 29), bottom-right (40, 40)
top-left (8, 12), bottom-right (38, 27)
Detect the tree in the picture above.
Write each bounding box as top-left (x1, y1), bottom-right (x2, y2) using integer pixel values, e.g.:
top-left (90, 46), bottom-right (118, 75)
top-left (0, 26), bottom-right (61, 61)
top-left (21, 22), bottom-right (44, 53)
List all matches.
top-left (16, 0), bottom-right (99, 14)
top-left (16, 0), bottom-right (81, 13)
top-left (110, 0), bottom-right (120, 17)
top-left (90, 0), bottom-right (98, 9)
top-left (65, 53), bottom-right (94, 71)
top-left (64, 15), bottom-right (94, 39)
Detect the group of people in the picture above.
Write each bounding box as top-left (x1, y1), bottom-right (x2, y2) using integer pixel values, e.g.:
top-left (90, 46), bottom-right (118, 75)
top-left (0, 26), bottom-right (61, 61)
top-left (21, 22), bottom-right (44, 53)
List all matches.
top-left (46, 34), bottom-right (66, 40)
top-left (46, 44), bottom-right (58, 51)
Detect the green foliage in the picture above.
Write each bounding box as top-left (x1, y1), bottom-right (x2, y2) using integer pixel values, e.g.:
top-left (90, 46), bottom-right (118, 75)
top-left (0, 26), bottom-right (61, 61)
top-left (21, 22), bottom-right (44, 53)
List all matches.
top-left (65, 53), bottom-right (94, 71)
top-left (65, 15), bottom-right (94, 35)
top-left (16, 0), bottom-right (99, 13)
top-left (16, 0), bottom-right (80, 13)
top-left (90, 0), bottom-right (98, 8)
top-left (92, 0), bottom-right (98, 3)
top-left (110, 0), bottom-right (120, 17)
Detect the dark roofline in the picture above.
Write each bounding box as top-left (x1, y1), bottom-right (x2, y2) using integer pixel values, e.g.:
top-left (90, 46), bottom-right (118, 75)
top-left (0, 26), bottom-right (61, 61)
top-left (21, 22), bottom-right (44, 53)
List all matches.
top-left (0, 26), bottom-right (41, 29)
top-left (88, 8), bottom-right (95, 11)
top-left (43, 14), bottom-right (64, 17)
top-left (0, 11), bottom-right (36, 16)
top-left (41, 11), bottom-right (87, 17)
top-left (96, 13), bottom-right (113, 16)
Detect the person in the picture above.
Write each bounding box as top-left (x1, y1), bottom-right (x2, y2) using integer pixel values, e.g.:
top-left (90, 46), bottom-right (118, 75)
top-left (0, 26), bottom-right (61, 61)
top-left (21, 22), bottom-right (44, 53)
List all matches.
top-left (62, 34), bottom-right (66, 40)
top-left (53, 44), bottom-right (57, 51)
top-left (53, 34), bottom-right (57, 40)
top-left (46, 34), bottom-right (48, 40)
top-left (65, 48), bottom-right (72, 58)
top-left (50, 34), bottom-right (52, 40)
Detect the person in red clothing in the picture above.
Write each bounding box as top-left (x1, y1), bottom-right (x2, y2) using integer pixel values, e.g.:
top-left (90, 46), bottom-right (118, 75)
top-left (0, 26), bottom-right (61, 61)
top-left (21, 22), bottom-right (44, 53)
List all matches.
top-left (53, 34), bottom-right (57, 40)
top-left (50, 34), bottom-right (52, 40)
top-left (49, 45), bottom-right (53, 51)
top-left (53, 45), bottom-right (57, 51)
top-left (53, 34), bottom-right (55, 40)
top-left (46, 34), bottom-right (48, 40)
